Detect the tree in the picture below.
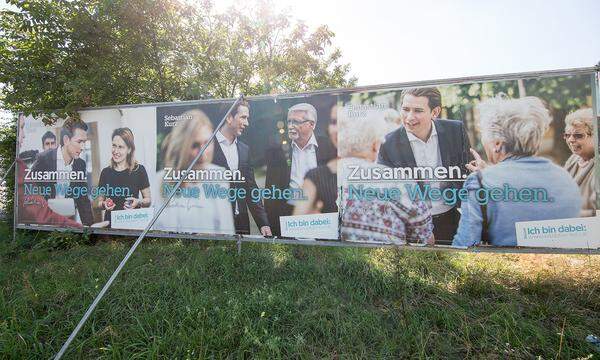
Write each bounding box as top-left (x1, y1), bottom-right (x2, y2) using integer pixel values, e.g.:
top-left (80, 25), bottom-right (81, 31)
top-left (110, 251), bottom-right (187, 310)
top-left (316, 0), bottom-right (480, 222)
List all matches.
top-left (203, 1), bottom-right (354, 97)
top-left (0, 0), bottom-right (356, 214)
top-left (0, 120), bottom-right (16, 218)
top-left (0, 0), bottom-right (75, 120)
top-left (0, 0), bottom-right (356, 120)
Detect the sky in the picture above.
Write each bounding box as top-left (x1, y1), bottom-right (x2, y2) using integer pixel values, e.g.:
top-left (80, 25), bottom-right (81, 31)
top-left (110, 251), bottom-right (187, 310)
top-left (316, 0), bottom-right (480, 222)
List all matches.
top-left (221, 0), bottom-right (600, 86)
top-left (1, 0), bottom-right (599, 88)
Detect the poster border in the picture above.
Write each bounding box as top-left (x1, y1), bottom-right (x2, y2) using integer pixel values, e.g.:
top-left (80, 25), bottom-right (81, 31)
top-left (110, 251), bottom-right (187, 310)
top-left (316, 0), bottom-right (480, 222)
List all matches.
top-left (15, 224), bottom-right (600, 255)
top-left (81, 67), bottom-right (598, 111)
top-left (13, 65), bottom-right (600, 254)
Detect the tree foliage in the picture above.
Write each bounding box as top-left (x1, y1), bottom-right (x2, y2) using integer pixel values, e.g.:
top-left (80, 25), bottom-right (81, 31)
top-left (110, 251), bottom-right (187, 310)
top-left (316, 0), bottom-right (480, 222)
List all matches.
top-left (0, 0), bottom-right (355, 214)
top-left (0, 0), bottom-right (356, 119)
top-left (0, 120), bottom-right (16, 217)
top-left (440, 75), bottom-right (592, 160)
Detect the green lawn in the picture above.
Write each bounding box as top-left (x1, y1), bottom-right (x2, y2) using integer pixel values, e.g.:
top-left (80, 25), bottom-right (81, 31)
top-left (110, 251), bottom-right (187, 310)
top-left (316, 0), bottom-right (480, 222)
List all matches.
top-left (1, 227), bottom-right (599, 359)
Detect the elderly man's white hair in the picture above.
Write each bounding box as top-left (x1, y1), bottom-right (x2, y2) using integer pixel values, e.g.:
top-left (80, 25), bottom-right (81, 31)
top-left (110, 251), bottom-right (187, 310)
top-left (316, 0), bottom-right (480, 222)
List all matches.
top-left (338, 107), bottom-right (387, 158)
top-left (477, 96), bottom-right (552, 157)
top-left (288, 103), bottom-right (318, 124)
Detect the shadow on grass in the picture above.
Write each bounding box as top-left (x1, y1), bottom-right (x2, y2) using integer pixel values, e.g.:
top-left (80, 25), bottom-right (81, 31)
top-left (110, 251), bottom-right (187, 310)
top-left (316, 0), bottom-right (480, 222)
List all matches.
top-left (1, 233), bottom-right (599, 359)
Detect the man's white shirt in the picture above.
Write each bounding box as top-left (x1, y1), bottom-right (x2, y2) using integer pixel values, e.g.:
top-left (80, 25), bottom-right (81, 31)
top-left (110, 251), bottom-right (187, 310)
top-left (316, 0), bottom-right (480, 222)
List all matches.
top-left (216, 131), bottom-right (239, 171)
top-left (406, 123), bottom-right (453, 215)
top-left (216, 130), bottom-right (239, 215)
top-left (289, 133), bottom-right (318, 189)
top-left (55, 147), bottom-right (72, 199)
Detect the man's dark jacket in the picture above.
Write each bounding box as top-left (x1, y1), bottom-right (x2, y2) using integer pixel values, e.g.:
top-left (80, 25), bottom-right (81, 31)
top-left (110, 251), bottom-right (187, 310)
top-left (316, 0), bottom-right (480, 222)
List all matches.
top-left (30, 148), bottom-right (94, 226)
top-left (212, 139), bottom-right (269, 235)
top-left (377, 119), bottom-right (473, 200)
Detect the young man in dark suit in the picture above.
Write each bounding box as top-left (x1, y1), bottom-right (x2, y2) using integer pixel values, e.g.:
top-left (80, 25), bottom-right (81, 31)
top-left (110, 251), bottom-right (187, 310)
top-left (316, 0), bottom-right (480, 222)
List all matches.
top-left (16, 115), bottom-right (83, 228)
top-left (377, 87), bottom-right (473, 243)
top-left (213, 100), bottom-right (272, 236)
top-left (30, 119), bottom-right (94, 226)
top-left (264, 103), bottom-right (336, 237)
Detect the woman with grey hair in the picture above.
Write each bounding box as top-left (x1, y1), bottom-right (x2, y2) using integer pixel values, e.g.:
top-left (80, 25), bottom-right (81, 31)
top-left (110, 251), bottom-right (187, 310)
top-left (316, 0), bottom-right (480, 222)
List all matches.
top-left (563, 108), bottom-right (596, 216)
top-left (338, 108), bottom-right (434, 245)
top-left (453, 96), bottom-right (581, 247)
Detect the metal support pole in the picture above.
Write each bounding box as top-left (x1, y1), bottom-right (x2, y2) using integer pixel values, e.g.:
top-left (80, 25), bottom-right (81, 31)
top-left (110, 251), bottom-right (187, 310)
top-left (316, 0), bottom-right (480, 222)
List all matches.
top-left (237, 234), bottom-right (242, 255)
top-left (14, 115), bottom-right (22, 243)
top-left (0, 159), bottom-right (16, 185)
top-left (53, 95), bottom-right (244, 360)
top-left (1, 159), bottom-right (17, 242)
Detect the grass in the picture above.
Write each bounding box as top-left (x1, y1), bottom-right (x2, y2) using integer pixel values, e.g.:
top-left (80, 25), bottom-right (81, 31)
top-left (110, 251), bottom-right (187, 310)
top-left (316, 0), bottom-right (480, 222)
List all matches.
top-left (0, 225), bottom-right (599, 359)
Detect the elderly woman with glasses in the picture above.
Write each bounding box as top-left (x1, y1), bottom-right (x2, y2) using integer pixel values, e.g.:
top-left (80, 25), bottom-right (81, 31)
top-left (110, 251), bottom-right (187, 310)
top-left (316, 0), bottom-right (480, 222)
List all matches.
top-left (452, 96), bottom-right (581, 247)
top-left (563, 108), bottom-right (596, 216)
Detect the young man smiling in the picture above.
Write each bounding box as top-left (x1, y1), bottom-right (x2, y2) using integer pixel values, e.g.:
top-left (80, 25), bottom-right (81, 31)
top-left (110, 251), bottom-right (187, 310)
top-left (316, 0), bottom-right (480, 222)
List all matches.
top-left (377, 87), bottom-right (473, 243)
top-left (212, 100), bottom-right (272, 236)
top-left (30, 119), bottom-right (94, 226)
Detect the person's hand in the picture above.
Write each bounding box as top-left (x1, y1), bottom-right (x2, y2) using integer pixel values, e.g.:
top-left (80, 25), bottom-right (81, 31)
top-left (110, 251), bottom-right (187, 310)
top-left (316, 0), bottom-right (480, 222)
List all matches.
top-left (260, 226), bottom-right (272, 237)
top-left (124, 197), bottom-right (139, 209)
top-left (466, 148), bottom-right (487, 172)
top-left (103, 198), bottom-right (116, 211)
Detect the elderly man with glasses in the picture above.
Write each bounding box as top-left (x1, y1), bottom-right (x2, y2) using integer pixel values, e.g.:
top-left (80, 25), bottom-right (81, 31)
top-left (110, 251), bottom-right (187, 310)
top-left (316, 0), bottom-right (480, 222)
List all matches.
top-left (264, 102), bottom-right (336, 236)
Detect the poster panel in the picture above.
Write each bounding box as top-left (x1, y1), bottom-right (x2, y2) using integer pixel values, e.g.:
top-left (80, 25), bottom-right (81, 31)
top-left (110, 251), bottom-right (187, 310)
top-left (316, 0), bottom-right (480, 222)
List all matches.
top-left (154, 93), bottom-right (338, 237)
top-left (595, 70), bottom-right (600, 215)
top-left (337, 73), bottom-right (598, 248)
top-left (16, 107), bottom-right (157, 230)
top-left (14, 70), bottom-right (599, 251)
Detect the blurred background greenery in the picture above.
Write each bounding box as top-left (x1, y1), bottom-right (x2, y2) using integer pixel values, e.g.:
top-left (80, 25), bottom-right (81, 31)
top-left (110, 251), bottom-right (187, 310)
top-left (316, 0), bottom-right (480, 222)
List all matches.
top-left (343, 74), bottom-right (594, 165)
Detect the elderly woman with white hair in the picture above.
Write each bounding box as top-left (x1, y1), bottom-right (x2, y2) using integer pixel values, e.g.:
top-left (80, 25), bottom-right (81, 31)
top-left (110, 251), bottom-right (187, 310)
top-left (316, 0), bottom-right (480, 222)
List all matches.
top-left (452, 96), bottom-right (581, 247)
top-left (563, 108), bottom-right (596, 216)
top-left (339, 108), bottom-right (434, 244)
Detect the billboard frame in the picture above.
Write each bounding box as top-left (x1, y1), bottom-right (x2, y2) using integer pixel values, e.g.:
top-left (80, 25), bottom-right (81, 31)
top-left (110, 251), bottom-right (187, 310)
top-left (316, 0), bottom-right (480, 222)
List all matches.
top-left (76, 66), bottom-right (598, 111)
top-left (14, 65), bottom-right (600, 254)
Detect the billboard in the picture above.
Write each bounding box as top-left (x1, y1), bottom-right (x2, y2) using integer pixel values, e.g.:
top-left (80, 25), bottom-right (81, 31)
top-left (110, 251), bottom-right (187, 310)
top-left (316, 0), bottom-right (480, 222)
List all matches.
top-left (15, 68), bottom-right (600, 251)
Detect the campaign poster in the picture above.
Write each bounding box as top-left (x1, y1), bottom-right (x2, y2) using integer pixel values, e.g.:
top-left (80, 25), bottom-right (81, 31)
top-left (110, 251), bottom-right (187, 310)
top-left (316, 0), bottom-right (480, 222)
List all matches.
top-left (154, 93), bottom-right (338, 238)
top-left (16, 107), bottom-right (157, 230)
top-left (14, 69), bottom-right (599, 251)
top-left (337, 73), bottom-right (598, 248)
